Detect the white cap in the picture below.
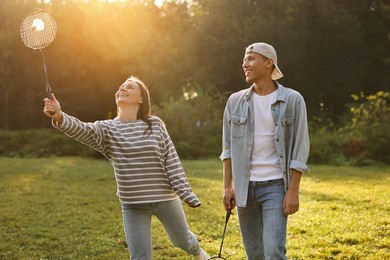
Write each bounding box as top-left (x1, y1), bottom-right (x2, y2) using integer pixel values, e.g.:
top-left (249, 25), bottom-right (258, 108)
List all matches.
top-left (245, 42), bottom-right (283, 80)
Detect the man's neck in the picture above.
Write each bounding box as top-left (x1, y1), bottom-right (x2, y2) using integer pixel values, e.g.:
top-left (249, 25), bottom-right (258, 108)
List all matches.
top-left (253, 79), bottom-right (276, 96)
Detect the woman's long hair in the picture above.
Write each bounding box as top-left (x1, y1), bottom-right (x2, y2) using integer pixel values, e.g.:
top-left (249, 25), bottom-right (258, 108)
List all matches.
top-left (127, 76), bottom-right (153, 134)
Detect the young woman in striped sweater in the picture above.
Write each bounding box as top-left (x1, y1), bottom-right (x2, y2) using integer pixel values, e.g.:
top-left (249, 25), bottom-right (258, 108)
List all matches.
top-left (43, 76), bottom-right (210, 260)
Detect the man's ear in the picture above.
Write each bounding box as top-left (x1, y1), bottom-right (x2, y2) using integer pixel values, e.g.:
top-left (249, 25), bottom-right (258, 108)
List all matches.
top-left (266, 58), bottom-right (274, 69)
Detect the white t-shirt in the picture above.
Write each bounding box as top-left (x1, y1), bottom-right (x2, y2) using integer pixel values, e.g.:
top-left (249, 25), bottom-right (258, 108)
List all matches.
top-left (250, 90), bottom-right (283, 181)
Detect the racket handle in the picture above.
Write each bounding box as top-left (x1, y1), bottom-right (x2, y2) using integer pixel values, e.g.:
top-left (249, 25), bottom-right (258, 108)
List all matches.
top-left (46, 83), bottom-right (55, 115)
top-left (225, 197), bottom-right (234, 221)
top-left (46, 82), bottom-right (52, 100)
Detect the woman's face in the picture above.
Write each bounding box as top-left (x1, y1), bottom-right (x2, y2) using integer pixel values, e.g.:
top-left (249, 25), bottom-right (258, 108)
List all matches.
top-left (115, 80), bottom-right (143, 106)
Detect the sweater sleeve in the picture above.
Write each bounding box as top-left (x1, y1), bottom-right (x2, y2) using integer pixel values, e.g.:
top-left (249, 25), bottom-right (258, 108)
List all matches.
top-left (53, 112), bottom-right (108, 157)
top-left (160, 124), bottom-right (201, 207)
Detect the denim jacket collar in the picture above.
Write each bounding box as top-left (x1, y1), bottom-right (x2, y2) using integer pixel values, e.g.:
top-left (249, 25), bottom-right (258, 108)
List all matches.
top-left (244, 81), bottom-right (287, 103)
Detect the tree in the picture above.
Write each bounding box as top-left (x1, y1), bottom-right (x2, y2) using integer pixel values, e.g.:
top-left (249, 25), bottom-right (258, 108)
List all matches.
top-left (344, 91), bottom-right (390, 164)
top-left (0, 0), bottom-right (388, 130)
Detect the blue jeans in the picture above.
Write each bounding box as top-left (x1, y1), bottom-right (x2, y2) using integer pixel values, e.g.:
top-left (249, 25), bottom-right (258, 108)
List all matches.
top-left (237, 179), bottom-right (287, 260)
top-left (121, 197), bottom-right (200, 260)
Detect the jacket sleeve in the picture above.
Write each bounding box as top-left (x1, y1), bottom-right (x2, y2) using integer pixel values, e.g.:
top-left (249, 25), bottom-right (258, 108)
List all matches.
top-left (289, 96), bottom-right (310, 173)
top-left (220, 97), bottom-right (232, 161)
top-left (160, 124), bottom-right (201, 207)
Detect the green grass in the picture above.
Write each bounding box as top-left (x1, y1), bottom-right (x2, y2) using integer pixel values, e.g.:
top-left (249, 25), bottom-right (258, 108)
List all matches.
top-left (0, 157), bottom-right (389, 259)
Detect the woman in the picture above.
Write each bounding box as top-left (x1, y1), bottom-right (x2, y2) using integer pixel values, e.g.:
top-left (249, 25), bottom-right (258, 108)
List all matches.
top-left (43, 76), bottom-right (210, 260)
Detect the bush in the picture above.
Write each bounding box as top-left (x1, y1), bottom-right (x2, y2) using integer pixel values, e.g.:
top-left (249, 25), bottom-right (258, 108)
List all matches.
top-left (308, 126), bottom-right (347, 165)
top-left (307, 107), bottom-right (348, 165)
top-left (0, 83), bottom-right (226, 160)
top-left (308, 90), bottom-right (390, 166)
top-left (2, 89), bottom-right (388, 165)
top-left (0, 129), bottom-right (100, 158)
top-left (342, 91), bottom-right (390, 165)
top-left (154, 83), bottom-right (225, 158)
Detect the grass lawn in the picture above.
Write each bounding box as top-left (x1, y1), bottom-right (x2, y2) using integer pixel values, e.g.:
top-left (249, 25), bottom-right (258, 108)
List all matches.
top-left (0, 157), bottom-right (389, 259)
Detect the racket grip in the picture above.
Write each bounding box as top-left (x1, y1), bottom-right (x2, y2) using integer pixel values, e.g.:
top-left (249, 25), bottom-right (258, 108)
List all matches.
top-left (46, 83), bottom-right (55, 115)
top-left (46, 83), bottom-right (53, 100)
top-left (225, 197), bottom-right (234, 221)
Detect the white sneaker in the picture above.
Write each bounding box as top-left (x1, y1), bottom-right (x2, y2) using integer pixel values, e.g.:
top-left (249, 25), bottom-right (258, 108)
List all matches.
top-left (195, 248), bottom-right (210, 260)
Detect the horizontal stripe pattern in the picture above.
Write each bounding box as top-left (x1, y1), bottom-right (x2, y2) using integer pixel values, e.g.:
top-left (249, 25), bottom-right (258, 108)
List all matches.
top-left (54, 114), bottom-right (201, 207)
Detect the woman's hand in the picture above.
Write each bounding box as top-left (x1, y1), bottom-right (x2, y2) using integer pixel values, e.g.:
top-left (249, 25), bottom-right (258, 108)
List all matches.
top-left (43, 94), bottom-right (62, 124)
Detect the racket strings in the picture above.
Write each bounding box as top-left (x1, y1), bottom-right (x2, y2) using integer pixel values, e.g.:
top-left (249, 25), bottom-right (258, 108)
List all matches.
top-left (20, 10), bottom-right (56, 50)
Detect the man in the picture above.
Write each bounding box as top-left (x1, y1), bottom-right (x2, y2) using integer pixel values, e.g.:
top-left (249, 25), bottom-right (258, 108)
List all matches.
top-left (220, 42), bottom-right (310, 259)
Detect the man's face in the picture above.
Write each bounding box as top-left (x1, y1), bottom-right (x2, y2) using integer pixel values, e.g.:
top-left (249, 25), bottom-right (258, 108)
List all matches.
top-left (242, 52), bottom-right (271, 83)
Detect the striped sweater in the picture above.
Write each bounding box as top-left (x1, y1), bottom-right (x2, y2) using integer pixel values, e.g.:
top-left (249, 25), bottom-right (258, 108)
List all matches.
top-left (54, 113), bottom-right (201, 207)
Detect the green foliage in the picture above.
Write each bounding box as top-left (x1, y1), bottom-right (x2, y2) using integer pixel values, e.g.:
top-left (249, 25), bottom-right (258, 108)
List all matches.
top-left (0, 0), bottom-right (388, 162)
top-left (0, 157), bottom-right (389, 259)
top-left (343, 91), bottom-right (390, 165)
top-left (1, 90), bottom-right (389, 164)
top-left (155, 83), bottom-right (226, 158)
top-left (308, 125), bottom-right (347, 165)
top-left (0, 82), bottom-right (226, 159)
top-left (0, 0), bottom-right (389, 129)
top-left (308, 90), bottom-right (390, 166)
top-left (0, 129), bottom-right (100, 158)
top-left (307, 103), bottom-right (349, 165)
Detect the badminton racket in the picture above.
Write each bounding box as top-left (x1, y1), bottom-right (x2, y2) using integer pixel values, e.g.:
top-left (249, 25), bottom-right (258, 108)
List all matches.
top-left (20, 9), bottom-right (57, 103)
top-left (210, 199), bottom-right (234, 259)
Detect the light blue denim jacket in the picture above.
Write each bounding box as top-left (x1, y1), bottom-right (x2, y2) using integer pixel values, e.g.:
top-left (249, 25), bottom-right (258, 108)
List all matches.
top-left (220, 82), bottom-right (310, 207)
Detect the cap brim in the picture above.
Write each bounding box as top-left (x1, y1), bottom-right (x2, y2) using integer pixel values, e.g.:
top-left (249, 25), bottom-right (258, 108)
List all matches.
top-left (272, 64), bottom-right (283, 80)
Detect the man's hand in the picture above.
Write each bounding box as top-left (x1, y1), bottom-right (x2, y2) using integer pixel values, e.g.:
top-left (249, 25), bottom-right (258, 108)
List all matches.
top-left (223, 159), bottom-right (236, 211)
top-left (283, 169), bottom-right (302, 216)
top-left (223, 189), bottom-right (236, 211)
top-left (283, 189), bottom-right (299, 216)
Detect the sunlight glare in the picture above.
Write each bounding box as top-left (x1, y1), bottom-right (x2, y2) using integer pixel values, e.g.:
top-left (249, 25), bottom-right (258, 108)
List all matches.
top-left (155, 0), bottom-right (163, 7)
top-left (31, 18), bottom-right (45, 31)
top-left (97, 0), bottom-right (125, 3)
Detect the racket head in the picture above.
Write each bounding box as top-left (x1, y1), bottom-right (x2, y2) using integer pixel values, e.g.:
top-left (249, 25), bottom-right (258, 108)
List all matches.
top-left (20, 9), bottom-right (56, 50)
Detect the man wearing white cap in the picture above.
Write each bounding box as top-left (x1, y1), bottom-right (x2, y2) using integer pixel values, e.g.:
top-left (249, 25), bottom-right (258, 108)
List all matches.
top-left (220, 42), bottom-right (310, 259)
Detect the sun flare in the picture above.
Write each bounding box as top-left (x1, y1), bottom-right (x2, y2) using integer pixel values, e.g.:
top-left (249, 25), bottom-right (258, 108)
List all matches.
top-left (155, 0), bottom-right (163, 7)
top-left (31, 18), bottom-right (45, 31)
